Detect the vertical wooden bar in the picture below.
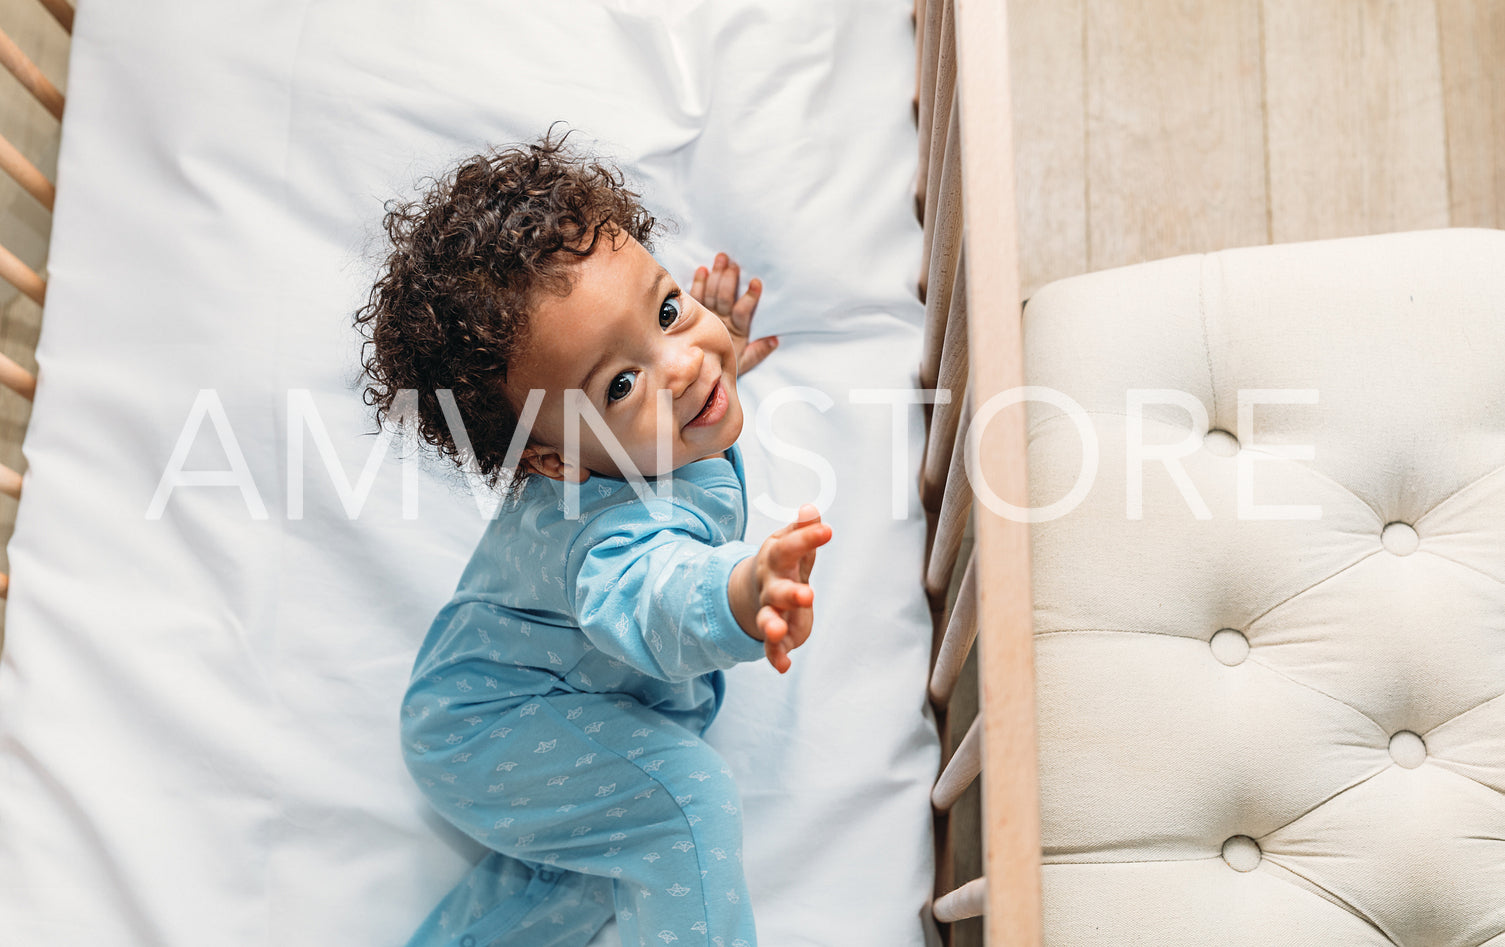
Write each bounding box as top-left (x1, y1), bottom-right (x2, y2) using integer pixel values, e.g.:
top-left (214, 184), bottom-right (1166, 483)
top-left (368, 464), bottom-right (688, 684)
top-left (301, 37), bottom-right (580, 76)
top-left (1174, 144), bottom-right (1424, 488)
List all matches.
top-left (916, 0), bottom-right (947, 220)
top-left (0, 131), bottom-right (56, 209)
top-left (951, 1), bottom-right (1042, 945)
top-left (0, 352), bottom-right (38, 401)
top-left (37, 0), bottom-right (76, 34)
top-left (923, 0), bottom-right (958, 226)
top-left (0, 26), bottom-right (65, 119)
top-left (0, 243), bottom-right (46, 305)
top-left (1085, 0), bottom-right (1268, 271)
top-left (920, 96), bottom-right (963, 347)
top-left (1437, 0), bottom-right (1505, 229)
top-left (1263, 0), bottom-right (1450, 242)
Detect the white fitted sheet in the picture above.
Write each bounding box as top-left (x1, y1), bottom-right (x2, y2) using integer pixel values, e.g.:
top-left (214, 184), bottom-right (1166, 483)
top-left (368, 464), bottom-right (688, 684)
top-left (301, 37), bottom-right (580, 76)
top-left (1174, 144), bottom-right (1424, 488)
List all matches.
top-left (0, 1), bottom-right (941, 945)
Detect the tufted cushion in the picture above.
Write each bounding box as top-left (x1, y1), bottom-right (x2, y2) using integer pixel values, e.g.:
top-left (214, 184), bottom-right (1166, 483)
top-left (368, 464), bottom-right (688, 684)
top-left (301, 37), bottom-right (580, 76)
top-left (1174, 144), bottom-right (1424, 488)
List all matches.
top-left (1021, 229), bottom-right (1505, 946)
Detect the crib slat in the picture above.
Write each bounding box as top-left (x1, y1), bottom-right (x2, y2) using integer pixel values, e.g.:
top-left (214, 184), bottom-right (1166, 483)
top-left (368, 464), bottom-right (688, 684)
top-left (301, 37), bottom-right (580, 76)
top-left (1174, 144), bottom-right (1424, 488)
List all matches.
top-left (929, 552), bottom-right (978, 706)
top-left (0, 131), bottom-right (56, 210)
top-left (916, 0), bottom-right (956, 222)
top-left (921, 257), bottom-right (968, 510)
top-left (915, 0), bottom-right (946, 221)
top-left (932, 710), bottom-right (983, 812)
top-left (920, 210), bottom-right (963, 394)
top-left (933, 875), bottom-right (987, 924)
top-left (913, 0), bottom-right (925, 125)
top-left (0, 242), bottom-right (46, 306)
top-left (924, 398), bottom-right (971, 601)
top-left (0, 351), bottom-right (37, 401)
top-left (0, 572), bottom-right (8, 599)
top-left (919, 90), bottom-right (962, 309)
top-left (37, 0), bottom-right (75, 34)
top-left (924, 0), bottom-right (957, 220)
top-left (0, 27), bottom-right (65, 120)
top-left (0, 461), bottom-right (21, 500)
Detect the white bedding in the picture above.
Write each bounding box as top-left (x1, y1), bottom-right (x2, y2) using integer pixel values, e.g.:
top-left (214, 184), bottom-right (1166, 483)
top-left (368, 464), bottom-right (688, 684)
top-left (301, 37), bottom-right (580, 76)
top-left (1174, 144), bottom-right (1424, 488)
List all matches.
top-left (0, 2), bottom-right (940, 945)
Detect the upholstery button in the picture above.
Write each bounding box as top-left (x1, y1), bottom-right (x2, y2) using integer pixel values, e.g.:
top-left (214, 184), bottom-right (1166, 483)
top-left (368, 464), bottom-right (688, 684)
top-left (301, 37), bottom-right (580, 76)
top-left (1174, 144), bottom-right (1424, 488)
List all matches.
top-left (1221, 835), bottom-right (1261, 872)
top-left (1209, 629), bottom-right (1249, 666)
top-left (1381, 522), bottom-right (1419, 556)
top-left (1203, 429), bottom-right (1240, 457)
top-left (1389, 730), bottom-right (1426, 768)
top-left (461, 937), bottom-right (476, 947)
top-left (537, 868), bottom-right (559, 882)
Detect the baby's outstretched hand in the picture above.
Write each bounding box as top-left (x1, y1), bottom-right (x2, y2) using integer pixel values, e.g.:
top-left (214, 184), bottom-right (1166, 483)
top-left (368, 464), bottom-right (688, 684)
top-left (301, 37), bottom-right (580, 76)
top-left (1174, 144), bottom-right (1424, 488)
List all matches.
top-left (747, 504), bottom-right (831, 674)
top-left (691, 253), bottom-right (777, 375)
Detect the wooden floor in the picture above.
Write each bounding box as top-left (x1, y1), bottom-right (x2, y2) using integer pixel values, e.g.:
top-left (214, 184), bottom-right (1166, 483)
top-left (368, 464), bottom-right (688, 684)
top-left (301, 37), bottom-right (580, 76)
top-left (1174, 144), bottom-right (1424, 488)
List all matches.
top-left (1010, 0), bottom-right (1504, 300)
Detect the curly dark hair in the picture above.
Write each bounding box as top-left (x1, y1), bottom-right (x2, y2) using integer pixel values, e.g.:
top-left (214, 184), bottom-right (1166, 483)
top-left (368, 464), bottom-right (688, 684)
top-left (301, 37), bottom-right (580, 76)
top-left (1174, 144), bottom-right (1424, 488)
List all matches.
top-left (354, 129), bottom-right (659, 493)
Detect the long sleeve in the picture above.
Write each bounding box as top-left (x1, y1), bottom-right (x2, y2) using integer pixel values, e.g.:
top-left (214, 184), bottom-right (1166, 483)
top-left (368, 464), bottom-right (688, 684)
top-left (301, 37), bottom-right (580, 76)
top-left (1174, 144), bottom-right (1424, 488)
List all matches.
top-left (565, 496), bottom-right (763, 683)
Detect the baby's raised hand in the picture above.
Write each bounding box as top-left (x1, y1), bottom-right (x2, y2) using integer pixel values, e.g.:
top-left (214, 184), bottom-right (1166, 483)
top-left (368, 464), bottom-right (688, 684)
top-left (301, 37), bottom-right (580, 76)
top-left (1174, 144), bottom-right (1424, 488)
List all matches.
top-left (749, 504), bottom-right (831, 674)
top-left (691, 253), bottom-right (777, 375)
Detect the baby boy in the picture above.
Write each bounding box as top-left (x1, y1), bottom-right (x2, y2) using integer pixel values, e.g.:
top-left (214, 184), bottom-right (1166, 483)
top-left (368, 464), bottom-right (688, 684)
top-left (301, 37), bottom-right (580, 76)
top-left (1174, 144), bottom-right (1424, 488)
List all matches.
top-left (356, 132), bottom-right (831, 947)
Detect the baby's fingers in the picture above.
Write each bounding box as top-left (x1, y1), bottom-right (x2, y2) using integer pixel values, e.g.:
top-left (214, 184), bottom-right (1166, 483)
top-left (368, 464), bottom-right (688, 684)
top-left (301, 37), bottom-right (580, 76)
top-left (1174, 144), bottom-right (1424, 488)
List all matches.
top-left (714, 256), bottom-right (740, 313)
top-left (738, 335), bottom-right (778, 376)
top-left (731, 277), bottom-right (761, 330)
top-left (757, 606), bottom-right (793, 673)
top-left (699, 253), bottom-right (733, 314)
top-left (771, 519), bottom-right (832, 571)
top-left (763, 577), bottom-right (813, 611)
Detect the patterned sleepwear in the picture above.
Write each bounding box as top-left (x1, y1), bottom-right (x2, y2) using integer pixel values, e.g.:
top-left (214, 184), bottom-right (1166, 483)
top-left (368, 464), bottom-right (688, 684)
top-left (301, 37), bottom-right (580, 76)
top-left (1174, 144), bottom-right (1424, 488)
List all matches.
top-left (402, 446), bottom-right (765, 947)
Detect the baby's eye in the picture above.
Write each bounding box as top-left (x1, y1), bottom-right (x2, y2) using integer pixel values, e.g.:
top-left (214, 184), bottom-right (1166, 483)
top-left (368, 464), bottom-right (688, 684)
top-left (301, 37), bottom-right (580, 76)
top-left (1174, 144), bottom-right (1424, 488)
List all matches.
top-left (659, 293), bottom-right (682, 329)
top-left (607, 371), bottom-right (637, 403)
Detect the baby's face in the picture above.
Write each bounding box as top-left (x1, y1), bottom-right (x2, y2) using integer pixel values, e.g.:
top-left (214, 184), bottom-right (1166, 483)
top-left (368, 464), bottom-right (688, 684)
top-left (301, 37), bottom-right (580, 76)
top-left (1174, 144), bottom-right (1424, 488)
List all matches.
top-left (505, 233), bottom-right (743, 481)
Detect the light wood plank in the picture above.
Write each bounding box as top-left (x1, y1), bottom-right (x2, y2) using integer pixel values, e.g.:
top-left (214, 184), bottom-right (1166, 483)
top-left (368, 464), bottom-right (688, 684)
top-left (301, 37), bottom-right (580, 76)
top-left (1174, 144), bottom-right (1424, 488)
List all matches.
top-left (1264, 0), bottom-right (1451, 242)
top-left (1438, 0), bottom-right (1505, 228)
top-left (1085, 0), bottom-right (1268, 271)
top-left (1008, 0), bottom-right (1086, 299)
top-left (953, 1), bottom-right (1043, 945)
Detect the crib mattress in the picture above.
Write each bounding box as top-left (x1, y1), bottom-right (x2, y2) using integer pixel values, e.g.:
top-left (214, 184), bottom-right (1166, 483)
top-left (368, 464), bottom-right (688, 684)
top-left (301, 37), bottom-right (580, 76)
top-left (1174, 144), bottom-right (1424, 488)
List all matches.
top-left (0, 2), bottom-right (940, 945)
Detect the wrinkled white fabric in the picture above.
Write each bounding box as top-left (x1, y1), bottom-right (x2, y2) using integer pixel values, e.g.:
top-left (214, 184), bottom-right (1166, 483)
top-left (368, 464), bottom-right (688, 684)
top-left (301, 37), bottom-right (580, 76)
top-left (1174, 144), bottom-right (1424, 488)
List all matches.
top-left (0, 2), bottom-right (940, 945)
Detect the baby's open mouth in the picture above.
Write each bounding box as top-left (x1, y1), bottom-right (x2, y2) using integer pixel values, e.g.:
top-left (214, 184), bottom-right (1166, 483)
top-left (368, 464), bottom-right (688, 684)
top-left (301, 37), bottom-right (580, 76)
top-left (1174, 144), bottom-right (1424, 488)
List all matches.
top-left (686, 380), bottom-right (727, 428)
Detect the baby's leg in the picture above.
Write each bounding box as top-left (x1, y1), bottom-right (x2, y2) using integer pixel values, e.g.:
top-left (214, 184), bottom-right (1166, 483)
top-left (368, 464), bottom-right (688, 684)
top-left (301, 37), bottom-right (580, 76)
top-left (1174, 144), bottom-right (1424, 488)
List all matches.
top-left (535, 694), bottom-right (757, 947)
top-left (402, 852), bottom-right (612, 947)
top-left (404, 692), bottom-right (755, 946)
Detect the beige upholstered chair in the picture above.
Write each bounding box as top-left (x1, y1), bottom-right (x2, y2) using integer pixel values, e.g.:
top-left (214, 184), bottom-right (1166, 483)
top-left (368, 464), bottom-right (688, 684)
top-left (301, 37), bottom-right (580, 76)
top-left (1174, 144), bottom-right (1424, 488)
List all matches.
top-left (1022, 228), bottom-right (1505, 945)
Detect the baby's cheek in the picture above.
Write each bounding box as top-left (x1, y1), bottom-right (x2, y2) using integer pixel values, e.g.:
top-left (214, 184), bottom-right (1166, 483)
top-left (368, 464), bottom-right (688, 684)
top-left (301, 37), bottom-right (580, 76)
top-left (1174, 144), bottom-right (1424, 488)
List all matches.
top-left (614, 421), bottom-right (671, 476)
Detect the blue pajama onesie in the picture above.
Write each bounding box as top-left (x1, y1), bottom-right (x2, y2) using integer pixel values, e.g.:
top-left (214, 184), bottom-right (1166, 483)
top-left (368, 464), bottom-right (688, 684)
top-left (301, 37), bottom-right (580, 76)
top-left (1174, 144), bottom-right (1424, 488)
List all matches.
top-left (401, 446), bottom-right (765, 947)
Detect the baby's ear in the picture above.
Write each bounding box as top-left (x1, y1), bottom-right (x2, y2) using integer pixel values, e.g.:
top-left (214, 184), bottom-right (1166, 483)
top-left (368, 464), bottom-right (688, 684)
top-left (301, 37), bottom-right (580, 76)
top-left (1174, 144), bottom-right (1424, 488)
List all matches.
top-left (517, 445), bottom-right (590, 483)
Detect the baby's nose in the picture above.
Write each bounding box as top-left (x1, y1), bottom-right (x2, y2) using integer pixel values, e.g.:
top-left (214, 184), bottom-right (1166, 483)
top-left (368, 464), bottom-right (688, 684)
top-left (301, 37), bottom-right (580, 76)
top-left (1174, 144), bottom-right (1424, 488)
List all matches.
top-left (663, 343), bottom-right (702, 396)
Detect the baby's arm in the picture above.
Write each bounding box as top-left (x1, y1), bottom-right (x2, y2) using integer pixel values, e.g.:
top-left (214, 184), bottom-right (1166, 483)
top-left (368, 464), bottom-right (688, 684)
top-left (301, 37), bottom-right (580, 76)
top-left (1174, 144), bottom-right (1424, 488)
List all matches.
top-left (727, 504), bottom-right (832, 674)
top-left (568, 505), bottom-right (768, 683)
top-left (691, 253), bottom-right (777, 375)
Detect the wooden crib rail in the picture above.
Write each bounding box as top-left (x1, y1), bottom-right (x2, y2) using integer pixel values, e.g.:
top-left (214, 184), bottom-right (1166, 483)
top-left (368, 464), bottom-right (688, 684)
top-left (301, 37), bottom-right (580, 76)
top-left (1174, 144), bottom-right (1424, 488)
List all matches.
top-left (36, 0), bottom-right (74, 35)
top-left (919, 0), bottom-right (1042, 944)
top-left (0, 130), bottom-right (55, 210)
top-left (0, 25), bottom-right (65, 120)
top-left (0, 242), bottom-right (45, 306)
